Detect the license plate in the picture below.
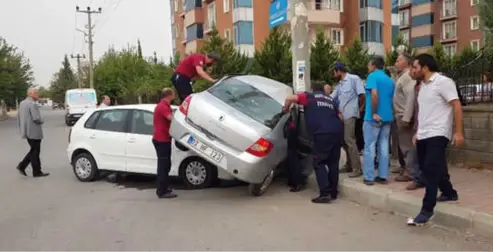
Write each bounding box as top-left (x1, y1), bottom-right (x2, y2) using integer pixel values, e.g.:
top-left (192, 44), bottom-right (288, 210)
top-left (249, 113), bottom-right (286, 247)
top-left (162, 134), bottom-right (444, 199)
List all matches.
top-left (187, 136), bottom-right (223, 163)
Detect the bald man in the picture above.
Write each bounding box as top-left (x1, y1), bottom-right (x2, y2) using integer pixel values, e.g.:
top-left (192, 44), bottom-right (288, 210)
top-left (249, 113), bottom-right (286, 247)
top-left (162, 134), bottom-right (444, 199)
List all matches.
top-left (17, 88), bottom-right (49, 177)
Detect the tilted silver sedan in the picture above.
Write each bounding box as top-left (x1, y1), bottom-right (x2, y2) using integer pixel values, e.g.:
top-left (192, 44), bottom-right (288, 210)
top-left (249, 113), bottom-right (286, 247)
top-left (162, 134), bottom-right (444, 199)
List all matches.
top-left (170, 75), bottom-right (296, 196)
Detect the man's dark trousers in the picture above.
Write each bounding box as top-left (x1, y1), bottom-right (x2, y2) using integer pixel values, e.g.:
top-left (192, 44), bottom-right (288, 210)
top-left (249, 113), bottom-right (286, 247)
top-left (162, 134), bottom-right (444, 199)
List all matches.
top-left (313, 133), bottom-right (342, 198)
top-left (286, 126), bottom-right (304, 187)
top-left (171, 73), bottom-right (193, 104)
top-left (18, 138), bottom-right (42, 175)
top-left (153, 139), bottom-right (172, 196)
top-left (416, 136), bottom-right (457, 213)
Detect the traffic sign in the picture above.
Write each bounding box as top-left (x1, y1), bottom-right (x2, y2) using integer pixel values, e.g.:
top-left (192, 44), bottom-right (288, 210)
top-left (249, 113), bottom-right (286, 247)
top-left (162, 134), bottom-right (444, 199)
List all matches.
top-left (269, 0), bottom-right (288, 29)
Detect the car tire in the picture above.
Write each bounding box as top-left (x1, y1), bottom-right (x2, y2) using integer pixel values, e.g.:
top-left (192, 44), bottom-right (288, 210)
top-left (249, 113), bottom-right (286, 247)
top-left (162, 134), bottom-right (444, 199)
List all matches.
top-left (72, 152), bottom-right (99, 182)
top-left (248, 168), bottom-right (276, 197)
top-left (179, 157), bottom-right (217, 189)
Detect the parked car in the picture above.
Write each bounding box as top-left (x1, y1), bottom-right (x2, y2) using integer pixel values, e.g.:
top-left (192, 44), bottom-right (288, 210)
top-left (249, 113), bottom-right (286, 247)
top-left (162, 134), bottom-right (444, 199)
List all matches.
top-left (170, 74), bottom-right (304, 196)
top-left (67, 104), bottom-right (238, 189)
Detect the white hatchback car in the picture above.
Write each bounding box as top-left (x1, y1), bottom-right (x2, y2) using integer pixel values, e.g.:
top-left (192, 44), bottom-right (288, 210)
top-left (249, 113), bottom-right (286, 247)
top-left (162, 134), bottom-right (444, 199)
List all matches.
top-left (67, 104), bottom-right (236, 189)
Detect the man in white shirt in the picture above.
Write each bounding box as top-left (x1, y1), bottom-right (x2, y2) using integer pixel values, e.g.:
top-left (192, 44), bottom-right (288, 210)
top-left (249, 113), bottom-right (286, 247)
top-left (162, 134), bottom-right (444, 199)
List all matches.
top-left (408, 54), bottom-right (464, 226)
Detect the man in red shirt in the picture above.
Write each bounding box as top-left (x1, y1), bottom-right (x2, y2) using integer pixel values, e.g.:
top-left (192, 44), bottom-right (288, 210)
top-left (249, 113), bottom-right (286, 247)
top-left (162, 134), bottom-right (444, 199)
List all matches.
top-left (172, 51), bottom-right (221, 103)
top-left (153, 88), bottom-right (177, 198)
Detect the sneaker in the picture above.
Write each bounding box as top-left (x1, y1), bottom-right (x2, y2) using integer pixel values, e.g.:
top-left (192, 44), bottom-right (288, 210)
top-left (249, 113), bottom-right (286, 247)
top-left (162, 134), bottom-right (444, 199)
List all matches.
top-left (375, 176), bottom-right (388, 184)
top-left (406, 182), bottom-right (424, 191)
top-left (348, 171), bottom-right (362, 178)
top-left (395, 174), bottom-right (412, 182)
top-left (311, 196), bottom-right (331, 204)
top-left (407, 211), bottom-right (434, 226)
top-left (437, 193), bottom-right (458, 202)
top-left (363, 180), bottom-right (374, 186)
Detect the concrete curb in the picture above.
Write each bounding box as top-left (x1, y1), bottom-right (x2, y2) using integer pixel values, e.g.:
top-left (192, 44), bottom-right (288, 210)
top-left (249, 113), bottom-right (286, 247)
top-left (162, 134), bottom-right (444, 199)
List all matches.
top-left (338, 176), bottom-right (493, 238)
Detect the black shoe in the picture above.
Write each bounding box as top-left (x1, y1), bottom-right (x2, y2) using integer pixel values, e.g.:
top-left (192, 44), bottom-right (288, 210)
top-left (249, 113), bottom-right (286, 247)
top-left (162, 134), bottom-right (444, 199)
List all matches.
top-left (408, 211), bottom-right (434, 226)
top-left (158, 191), bottom-right (178, 199)
top-left (437, 193), bottom-right (458, 202)
top-left (33, 172), bottom-right (49, 177)
top-left (311, 195), bottom-right (331, 204)
top-left (16, 166), bottom-right (27, 176)
top-left (375, 176), bottom-right (389, 184)
top-left (289, 184), bottom-right (306, 192)
top-left (363, 180), bottom-right (374, 186)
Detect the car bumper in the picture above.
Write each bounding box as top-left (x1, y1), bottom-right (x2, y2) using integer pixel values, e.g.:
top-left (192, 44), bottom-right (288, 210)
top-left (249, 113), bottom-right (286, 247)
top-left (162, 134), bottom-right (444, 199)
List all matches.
top-left (170, 111), bottom-right (275, 184)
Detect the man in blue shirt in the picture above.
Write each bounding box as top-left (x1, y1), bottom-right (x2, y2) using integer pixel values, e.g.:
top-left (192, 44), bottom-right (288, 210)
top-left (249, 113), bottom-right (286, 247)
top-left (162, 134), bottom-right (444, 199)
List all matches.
top-left (363, 56), bottom-right (395, 185)
top-left (331, 62), bottom-right (366, 178)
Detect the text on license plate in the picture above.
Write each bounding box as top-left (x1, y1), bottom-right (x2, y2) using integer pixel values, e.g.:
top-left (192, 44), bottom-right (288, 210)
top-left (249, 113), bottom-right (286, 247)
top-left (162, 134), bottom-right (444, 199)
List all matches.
top-left (187, 136), bottom-right (223, 163)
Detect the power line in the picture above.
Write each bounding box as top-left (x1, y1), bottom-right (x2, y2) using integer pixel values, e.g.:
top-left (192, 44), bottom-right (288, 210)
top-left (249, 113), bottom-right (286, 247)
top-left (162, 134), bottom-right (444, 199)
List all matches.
top-left (94, 0), bottom-right (123, 33)
top-left (76, 5), bottom-right (102, 89)
top-left (71, 12), bottom-right (78, 53)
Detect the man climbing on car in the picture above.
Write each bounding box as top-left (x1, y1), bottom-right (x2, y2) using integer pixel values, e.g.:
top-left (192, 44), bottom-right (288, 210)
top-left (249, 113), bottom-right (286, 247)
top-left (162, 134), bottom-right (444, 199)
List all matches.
top-left (171, 51), bottom-right (221, 103)
top-left (283, 82), bottom-right (344, 204)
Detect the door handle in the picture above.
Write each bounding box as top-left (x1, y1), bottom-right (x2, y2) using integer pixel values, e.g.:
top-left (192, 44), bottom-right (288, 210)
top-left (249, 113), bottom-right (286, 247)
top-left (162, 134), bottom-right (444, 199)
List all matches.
top-left (89, 134), bottom-right (96, 139)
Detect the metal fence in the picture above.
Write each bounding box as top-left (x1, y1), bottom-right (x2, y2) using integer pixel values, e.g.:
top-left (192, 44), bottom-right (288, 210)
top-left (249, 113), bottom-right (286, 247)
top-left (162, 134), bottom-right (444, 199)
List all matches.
top-left (447, 47), bottom-right (493, 104)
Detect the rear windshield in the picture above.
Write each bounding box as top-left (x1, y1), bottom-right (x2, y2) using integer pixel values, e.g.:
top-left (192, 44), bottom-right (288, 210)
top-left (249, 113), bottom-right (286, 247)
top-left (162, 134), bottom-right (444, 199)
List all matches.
top-left (208, 77), bottom-right (283, 129)
top-left (66, 91), bottom-right (96, 105)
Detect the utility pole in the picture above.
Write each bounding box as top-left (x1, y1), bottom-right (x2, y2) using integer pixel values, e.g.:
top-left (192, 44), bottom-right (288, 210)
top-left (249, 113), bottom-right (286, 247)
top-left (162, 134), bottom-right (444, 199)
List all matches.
top-left (289, 0), bottom-right (310, 93)
top-left (76, 6), bottom-right (102, 89)
top-left (71, 54), bottom-right (86, 88)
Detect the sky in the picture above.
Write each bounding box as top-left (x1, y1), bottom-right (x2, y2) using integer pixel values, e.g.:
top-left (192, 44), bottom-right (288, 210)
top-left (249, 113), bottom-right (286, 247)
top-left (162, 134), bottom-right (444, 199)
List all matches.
top-left (0, 0), bottom-right (173, 87)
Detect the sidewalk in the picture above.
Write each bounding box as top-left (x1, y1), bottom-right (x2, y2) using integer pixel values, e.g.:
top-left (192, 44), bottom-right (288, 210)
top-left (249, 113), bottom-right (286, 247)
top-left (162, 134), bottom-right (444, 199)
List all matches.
top-left (338, 161), bottom-right (493, 238)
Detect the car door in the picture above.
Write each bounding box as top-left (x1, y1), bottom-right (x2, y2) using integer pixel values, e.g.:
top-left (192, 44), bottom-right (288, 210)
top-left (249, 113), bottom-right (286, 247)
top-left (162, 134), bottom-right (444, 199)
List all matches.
top-left (91, 109), bottom-right (130, 171)
top-left (125, 109), bottom-right (156, 174)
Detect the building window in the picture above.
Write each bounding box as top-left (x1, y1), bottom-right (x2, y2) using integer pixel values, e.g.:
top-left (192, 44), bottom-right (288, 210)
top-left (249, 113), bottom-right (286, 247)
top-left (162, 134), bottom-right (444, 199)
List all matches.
top-left (471, 40), bottom-right (480, 51)
top-left (223, 0), bottom-right (230, 13)
top-left (360, 0), bottom-right (383, 9)
top-left (471, 0), bottom-right (479, 6)
top-left (233, 0), bottom-right (252, 8)
top-left (400, 29), bottom-right (410, 43)
top-left (398, 0), bottom-right (410, 6)
top-left (442, 0), bottom-right (457, 18)
top-left (174, 0), bottom-right (178, 12)
top-left (411, 35), bottom-right (433, 48)
top-left (329, 0), bottom-right (342, 10)
top-left (471, 16), bottom-right (480, 30)
top-left (360, 21), bottom-right (383, 43)
top-left (411, 13), bottom-right (434, 27)
top-left (331, 29), bottom-right (343, 45)
top-left (442, 21), bottom-right (456, 40)
top-left (233, 21), bottom-right (253, 45)
top-left (224, 29), bottom-right (231, 41)
top-left (207, 2), bottom-right (216, 29)
top-left (399, 10), bottom-right (409, 26)
top-left (186, 23), bottom-right (204, 42)
top-left (443, 44), bottom-right (457, 57)
top-left (184, 0), bottom-right (202, 12)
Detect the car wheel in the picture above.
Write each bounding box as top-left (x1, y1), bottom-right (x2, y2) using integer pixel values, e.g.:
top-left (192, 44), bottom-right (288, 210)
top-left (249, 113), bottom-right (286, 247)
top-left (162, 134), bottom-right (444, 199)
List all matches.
top-left (179, 157), bottom-right (217, 189)
top-left (72, 152), bottom-right (99, 182)
top-left (248, 168), bottom-right (275, 197)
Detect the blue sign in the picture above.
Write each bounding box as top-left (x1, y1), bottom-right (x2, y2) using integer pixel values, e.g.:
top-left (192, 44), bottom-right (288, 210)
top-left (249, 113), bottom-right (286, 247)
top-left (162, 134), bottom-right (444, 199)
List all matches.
top-left (269, 0), bottom-right (288, 29)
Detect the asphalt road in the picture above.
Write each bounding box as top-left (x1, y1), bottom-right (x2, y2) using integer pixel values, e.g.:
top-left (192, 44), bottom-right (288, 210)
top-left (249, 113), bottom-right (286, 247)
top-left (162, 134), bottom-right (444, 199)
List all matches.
top-left (0, 107), bottom-right (492, 251)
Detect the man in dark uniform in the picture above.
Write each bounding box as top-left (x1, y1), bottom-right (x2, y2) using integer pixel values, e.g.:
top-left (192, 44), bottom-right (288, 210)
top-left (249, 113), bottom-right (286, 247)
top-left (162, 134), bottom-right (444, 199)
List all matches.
top-left (283, 82), bottom-right (344, 203)
top-left (172, 51), bottom-right (221, 103)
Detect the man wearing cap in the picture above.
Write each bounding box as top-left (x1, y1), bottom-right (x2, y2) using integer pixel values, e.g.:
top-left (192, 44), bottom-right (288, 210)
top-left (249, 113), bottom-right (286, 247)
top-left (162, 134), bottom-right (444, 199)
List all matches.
top-left (172, 52), bottom-right (221, 103)
top-left (331, 62), bottom-right (366, 178)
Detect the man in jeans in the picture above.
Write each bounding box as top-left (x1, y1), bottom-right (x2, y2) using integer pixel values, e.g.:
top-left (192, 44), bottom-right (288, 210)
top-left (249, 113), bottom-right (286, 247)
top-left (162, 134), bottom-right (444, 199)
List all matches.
top-left (362, 56), bottom-right (395, 185)
top-left (153, 88), bottom-right (177, 199)
top-left (332, 62), bottom-right (365, 178)
top-left (408, 54), bottom-right (463, 225)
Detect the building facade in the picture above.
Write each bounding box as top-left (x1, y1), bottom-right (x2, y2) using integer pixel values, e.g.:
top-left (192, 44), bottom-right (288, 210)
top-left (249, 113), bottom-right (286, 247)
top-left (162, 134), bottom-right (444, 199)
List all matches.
top-left (170, 0), bottom-right (393, 59)
top-left (395, 0), bottom-right (483, 56)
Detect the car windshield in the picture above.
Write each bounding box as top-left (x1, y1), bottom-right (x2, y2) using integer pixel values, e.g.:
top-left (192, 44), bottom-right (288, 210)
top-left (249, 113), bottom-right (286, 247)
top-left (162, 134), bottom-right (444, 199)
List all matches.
top-left (208, 77), bottom-right (283, 129)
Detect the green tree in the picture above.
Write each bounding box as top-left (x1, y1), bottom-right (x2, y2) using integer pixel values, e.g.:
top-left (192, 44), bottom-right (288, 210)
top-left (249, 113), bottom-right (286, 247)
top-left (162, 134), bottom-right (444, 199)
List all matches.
top-left (0, 37), bottom-right (34, 108)
top-left (252, 27), bottom-right (292, 84)
top-left (384, 34), bottom-right (414, 68)
top-left (310, 27), bottom-right (340, 84)
top-left (426, 41), bottom-right (454, 74)
top-left (48, 55), bottom-right (77, 104)
top-left (342, 39), bottom-right (371, 79)
top-left (477, 0), bottom-right (493, 50)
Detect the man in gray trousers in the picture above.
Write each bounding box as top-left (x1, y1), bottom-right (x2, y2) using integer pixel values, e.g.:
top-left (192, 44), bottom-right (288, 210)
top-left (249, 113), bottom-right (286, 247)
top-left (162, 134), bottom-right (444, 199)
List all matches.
top-left (16, 87), bottom-right (49, 177)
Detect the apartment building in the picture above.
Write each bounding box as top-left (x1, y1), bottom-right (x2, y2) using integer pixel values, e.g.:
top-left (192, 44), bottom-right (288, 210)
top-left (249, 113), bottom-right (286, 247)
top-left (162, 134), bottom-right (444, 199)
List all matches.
top-left (394, 0), bottom-right (483, 56)
top-left (170, 0), bottom-right (393, 59)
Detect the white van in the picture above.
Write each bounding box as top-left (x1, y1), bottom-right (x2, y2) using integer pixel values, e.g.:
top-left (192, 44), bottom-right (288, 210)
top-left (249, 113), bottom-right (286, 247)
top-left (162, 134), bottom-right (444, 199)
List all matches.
top-left (65, 88), bottom-right (97, 126)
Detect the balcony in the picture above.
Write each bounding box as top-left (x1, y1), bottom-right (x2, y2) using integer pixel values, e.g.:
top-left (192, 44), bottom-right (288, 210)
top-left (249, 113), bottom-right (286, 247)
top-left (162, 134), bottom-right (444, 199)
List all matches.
top-left (308, 1), bottom-right (341, 24)
top-left (398, 0), bottom-right (411, 9)
top-left (184, 8), bottom-right (204, 28)
top-left (441, 32), bottom-right (457, 43)
top-left (441, 8), bottom-right (457, 21)
top-left (204, 20), bottom-right (216, 34)
top-left (399, 19), bottom-right (410, 29)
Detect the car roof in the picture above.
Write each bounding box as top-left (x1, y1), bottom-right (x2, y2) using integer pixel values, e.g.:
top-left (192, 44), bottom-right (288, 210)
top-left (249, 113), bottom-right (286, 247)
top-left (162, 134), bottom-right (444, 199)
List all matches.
top-left (96, 104), bottom-right (178, 112)
top-left (232, 75), bottom-right (294, 103)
